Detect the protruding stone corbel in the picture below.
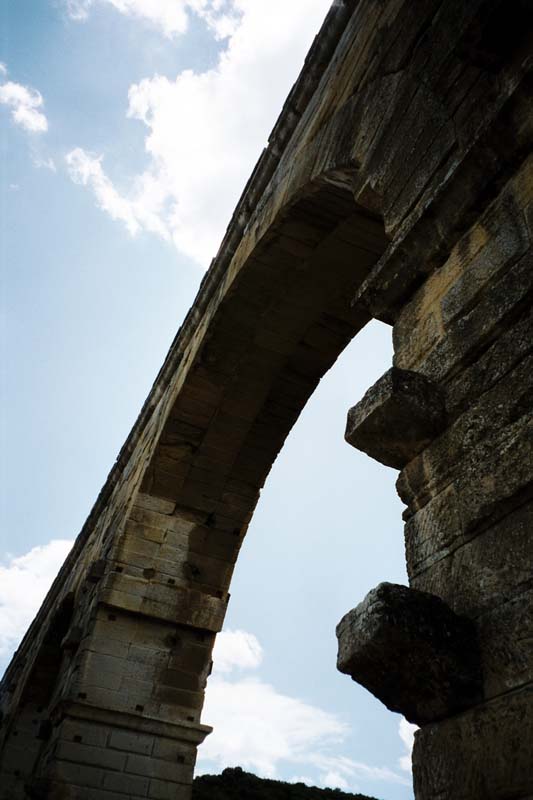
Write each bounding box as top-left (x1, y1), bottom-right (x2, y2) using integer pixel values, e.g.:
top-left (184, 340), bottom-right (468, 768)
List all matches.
top-left (345, 367), bottom-right (446, 469)
top-left (336, 583), bottom-right (482, 725)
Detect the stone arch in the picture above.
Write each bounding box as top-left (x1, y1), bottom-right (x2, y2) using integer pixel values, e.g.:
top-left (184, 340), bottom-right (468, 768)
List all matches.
top-left (3, 0), bottom-right (531, 795)
top-left (0, 165), bottom-right (391, 800)
top-left (106, 166), bottom-right (390, 708)
top-left (0, 594), bottom-right (76, 795)
top-left (140, 183), bottom-right (385, 572)
top-left (140, 171), bottom-right (388, 545)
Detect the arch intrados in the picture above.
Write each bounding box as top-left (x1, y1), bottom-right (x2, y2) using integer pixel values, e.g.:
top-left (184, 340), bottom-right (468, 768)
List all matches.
top-left (138, 173), bottom-right (389, 603)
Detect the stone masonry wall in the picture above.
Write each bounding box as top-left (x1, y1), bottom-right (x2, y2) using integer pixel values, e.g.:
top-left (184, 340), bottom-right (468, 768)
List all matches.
top-left (1, 1), bottom-right (532, 798)
top-left (397, 155), bottom-right (533, 798)
top-left (338, 154), bottom-right (533, 798)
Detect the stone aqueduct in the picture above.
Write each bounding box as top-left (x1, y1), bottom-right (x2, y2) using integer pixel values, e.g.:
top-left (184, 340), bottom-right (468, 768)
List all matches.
top-left (1, 0), bottom-right (532, 797)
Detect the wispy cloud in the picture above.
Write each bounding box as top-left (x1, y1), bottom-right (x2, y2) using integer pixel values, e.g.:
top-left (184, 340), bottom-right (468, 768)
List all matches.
top-left (199, 628), bottom-right (410, 792)
top-left (33, 155), bottom-right (57, 172)
top-left (0, 65), bottom-right (48, 133)
top-left (0, 540), bottom-right (73, 662)
top-left (66, 0), bottom-right (332, 267)
top-left (65, 148), bottom-right (169, 238)
top-left (66, 148), bottom-right (143, 235)
top-left (200, 672), bottom-right (349, 781)
top-left (313, 754), bottom-right (410, 790)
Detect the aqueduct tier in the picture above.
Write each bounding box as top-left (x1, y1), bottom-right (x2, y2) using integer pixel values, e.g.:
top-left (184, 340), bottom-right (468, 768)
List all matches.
top-left (1, 0), bottom-right (532, 798)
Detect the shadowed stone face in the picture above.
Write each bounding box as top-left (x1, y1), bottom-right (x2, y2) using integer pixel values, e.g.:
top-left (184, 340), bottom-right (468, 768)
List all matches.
top-left (336, 583), bottom-right (483, 725)
top-left (2, 1), bottom-right (532, 796)
top-left (344, 368), bottom-right (447, 469)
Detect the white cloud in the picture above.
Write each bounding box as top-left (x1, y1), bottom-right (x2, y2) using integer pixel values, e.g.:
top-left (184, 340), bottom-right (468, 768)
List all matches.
top-left (288, 775), bottom-right (315, 786)
top-left (212, 629), bottom-right (263, 674)
top-left (67, 0), bottom-right (332, 267)
top-left (399, 717), bottom-right (418, 772)
top-left (0, 540), bottom-right (74, 660)
top-left (199, 675), bottom-right (348, 779)
top-left (66, 0), bottom-right (240, 39)
top-left (198, 629), bottom-right (410, 791)
top-left (0, 67), bottom-right (48, 133)
top-left (65, 0), bottom-right (92, 20)
top-left (33, 155), bottom-right (57, 172)
top-left (322, 771), bottom-right (349, 790)
top-left (66, 148), bottom-right (142, 235)
top-left (314, 754), bottom-right (410, 788)
top-left (65, 148), bottom-right (170, 238)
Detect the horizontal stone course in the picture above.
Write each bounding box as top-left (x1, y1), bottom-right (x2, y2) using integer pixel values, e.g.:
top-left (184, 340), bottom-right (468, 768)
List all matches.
top-left (410, 500), bottom-right (533, 617)
top-left (103, 770), bottom-right (150, 796)
top-left (108, 730), bottom-right (154, 756)
top-left (398, 408), bottom-right (533, 526)
top-left (393, 155), bottom-right (533, 374)
top-left (125, 752), bottom-right (191, 783)
top-left (413, 687), bottom-right (533, 799)
top-left (3, 1), bottom-right (532, 798)
top-left (445, 307), bottom-right (533, 417)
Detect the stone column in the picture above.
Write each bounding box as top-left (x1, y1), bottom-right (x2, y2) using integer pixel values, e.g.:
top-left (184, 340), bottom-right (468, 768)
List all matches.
top-left (337, 155), bottom-right (533, 798)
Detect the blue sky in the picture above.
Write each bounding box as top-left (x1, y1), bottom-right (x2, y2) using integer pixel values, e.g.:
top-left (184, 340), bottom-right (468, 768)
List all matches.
top-left (1, 2), bottom-right (414, 797)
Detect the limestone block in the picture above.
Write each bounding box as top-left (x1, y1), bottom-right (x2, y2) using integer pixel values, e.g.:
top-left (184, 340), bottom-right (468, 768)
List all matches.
top-left (103, 770), bottom-right (149, 795)
top-left (55, 741), bottom-right (127, 772)
top-left (413, 688), bottom-right (533, 799)
top-left (47, 761), bottom-right (105, 792)
top-left (336, 582), bottom-right (482, 725)
top-left (100, 573), bottom-right (227, 631)
top-left (394, 177), bottom-right (530, 372)
top-left (59, 719), bottom-right (110, 750)
top-left (477, 586), bottom-right (533, 700)
top-left (446, 307), bottom-right (533, 417)
top-left (411, 501), bottom-right (533, 619)
top-left (398, 411), bottom-right (533, 529)
top-left (345, 368), bottom-right (446, 469)
top-left (440, 194), bottom-right (529, 327)
top-left (125, 752), bottom-right (191, 783)
top-left (404, 483), bottom-right (464, 579)
top-left (152, 737), bottom-right (195, 764)
top-left (418, 250), bottom-right (533, 383)
top-left (149, 778), bottom-right (191, 799)
top-left (108, 729), bottom-right (154, 756)
top-left (135, 493), bottom-right (176, 515)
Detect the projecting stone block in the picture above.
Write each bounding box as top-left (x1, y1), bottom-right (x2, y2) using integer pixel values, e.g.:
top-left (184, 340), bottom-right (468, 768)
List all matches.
top-left (336, 582), bottom-right (482, 725)
top-left (345, 367), bottom-right (446, 469)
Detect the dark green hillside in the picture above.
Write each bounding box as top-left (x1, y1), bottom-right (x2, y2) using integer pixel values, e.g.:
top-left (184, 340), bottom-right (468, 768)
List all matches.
top-left (193, 767), bottom-right (380, 800)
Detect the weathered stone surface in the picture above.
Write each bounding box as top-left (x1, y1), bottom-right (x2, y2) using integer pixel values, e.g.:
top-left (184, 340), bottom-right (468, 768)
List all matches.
top-left (477, 586), bottom-right (533, 700)
top-left (345, 368), bottom-right (446, 469)
top-left (413, 688), bottom-right (533, 800)
top-left (2, 1), bottom-right (533, 798)
top-left (409, 500), bottom-right (533, 620)
top-left (336, 583), bottom-right (482, 725)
